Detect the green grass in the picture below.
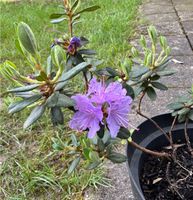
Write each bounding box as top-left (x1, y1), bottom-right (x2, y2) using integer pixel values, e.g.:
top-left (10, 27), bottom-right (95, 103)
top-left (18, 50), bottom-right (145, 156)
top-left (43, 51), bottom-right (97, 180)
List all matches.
top-left (0, 0), bottom-right (141, 199)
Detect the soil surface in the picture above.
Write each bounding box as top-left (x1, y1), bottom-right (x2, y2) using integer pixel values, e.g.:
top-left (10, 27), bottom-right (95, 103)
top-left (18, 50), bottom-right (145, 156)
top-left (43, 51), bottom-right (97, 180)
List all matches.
top-left (140, 144), bottom-right (193, 200)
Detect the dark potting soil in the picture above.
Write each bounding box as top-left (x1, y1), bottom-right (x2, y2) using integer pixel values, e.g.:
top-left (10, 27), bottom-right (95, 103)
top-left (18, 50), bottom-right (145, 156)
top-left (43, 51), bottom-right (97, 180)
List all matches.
top-left (140, 145), bottom-right (193, 200)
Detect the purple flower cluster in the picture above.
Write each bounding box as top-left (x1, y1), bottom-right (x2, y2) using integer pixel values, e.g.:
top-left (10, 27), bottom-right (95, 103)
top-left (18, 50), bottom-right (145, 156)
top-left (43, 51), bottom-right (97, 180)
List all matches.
top-left (69, 78), bottom-right (132, 138)
top-left (68, 37), bottom-right (81, 55)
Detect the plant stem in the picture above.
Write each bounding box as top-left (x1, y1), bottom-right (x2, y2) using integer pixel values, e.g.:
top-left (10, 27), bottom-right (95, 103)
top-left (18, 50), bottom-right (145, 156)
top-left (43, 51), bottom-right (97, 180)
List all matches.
top-left (168, 116), bottom-right (177, 150)
top-left (68, 15), bottom-right (73, 37)
top-left (137, 91), bottom-right (170, 143)
top-left (83, 71), bottom-right (89, 92)
top-left (184, 118), bottom-right (193, 156)
top-left (129, 141), bottom-right (170, 158)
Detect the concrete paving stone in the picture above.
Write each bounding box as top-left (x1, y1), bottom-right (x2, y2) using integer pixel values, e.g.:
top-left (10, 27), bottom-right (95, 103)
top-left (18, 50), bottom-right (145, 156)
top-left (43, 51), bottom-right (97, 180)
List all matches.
top-left (187, 33), bottom-right (193, 48)
top-left (148, 0), bottom-right (172, 6)
top-left (173, 0), bottom-right (193, 5)
top-left (175, 4), bottom-right (193, 12)
top-left (166, 35), bottom-right (193, 56)
top-left (178, 11), bottom-right (193, 22)
top-left (138, 21), bottom-right (183, 36)
top-left (143, 12), bottom-right (178, 23)
top-left (140, 4), bottom-right (175, 15)
top-left (182, 20), bottom-right (193, 34)
top-left (162, 55), bottom-right (193, 87)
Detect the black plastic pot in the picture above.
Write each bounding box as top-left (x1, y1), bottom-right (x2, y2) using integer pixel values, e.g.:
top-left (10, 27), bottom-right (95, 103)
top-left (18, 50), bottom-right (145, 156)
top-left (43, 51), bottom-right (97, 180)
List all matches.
top-left (127, 113), bottom-right (193, 200)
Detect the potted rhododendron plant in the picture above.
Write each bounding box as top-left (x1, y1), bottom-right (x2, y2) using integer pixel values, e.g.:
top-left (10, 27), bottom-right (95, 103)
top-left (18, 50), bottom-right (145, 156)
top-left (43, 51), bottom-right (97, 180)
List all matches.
top-left (0, 0), bottom-right (193, 200)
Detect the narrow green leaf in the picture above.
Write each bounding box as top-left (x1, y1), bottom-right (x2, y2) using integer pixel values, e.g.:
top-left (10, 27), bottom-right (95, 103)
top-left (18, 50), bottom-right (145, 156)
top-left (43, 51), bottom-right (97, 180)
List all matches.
top-left (55, 62), bottom-right (90, 91)
top-left (107, 152), bottom-right (127, 163)
top-left (188, 110), bottom-right (193, 121)
top-left (146, 86), bottom-right (157, 101)
top-left (117, 127), bottom-right (131, 139)
top-left (51, 106), bottom-right (64, 125)
top-left (167, 102), bottom-right (184, 110)
top-left (50, 13), bottom-right (65, 19)
top-left (97, 138), bottom-right (105, 152)
top-left (178, 108), bottom-right (190, 115)
top-left (8, 94), bottom-right (42, 114)
top-left (157, 70), bottom-right (175, 76)
top-left (17, 22), bottom-right (38, 55)
top-left (68, 157), bottom-right (81, 174)
top-left (71, 0), bottom-right (80, 11)
top-left (151, 82), bottom-right (168, 90)
top-left (51, 18), bottom-right (67, 24)
top-left (86, 161), bottom-right (101, 170)
top-left (51, 45), bottom-right (65, 69)
top-left (8, 84), bottom-right (39, 93)
top-left (23, 104), bottom-right (46, 129)
top-left (46, 92), bottom-right (75, 108)
top-left (78, 49), bottom-right (96, 55)
top-left (75, 5), bottom-right (100, 15)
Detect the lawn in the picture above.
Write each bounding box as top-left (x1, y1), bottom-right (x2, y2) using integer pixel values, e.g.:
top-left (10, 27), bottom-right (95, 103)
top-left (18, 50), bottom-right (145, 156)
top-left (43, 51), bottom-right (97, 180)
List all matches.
top-left (0, 0), bottom-right (141, 199)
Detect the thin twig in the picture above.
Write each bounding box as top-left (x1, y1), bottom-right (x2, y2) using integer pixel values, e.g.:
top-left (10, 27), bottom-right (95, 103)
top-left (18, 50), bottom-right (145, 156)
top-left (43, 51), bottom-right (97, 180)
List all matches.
top-left (129, 141), bottom-right (170, 158)
top-left (168, 116), bottom-right (177, 157)
top-left (184, 118), bottom-right (193, 157)
top-left (137, 111), bottom-right (171, 142)
top-left (137, 91), bottom-right (170, 143)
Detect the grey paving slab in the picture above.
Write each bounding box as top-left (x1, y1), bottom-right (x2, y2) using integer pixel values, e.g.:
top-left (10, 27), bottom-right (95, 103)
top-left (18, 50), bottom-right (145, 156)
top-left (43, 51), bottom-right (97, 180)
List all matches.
top-left (182, 20), bottom-right (193, 35)
top-left (140, 4), bottom-right (175, 15)
top-left (175, 4), bottom-right (193, 12)
top-left (173, 0), bottom-right (193, 5)
top-left (139, 21), bottom-right (183, 36)
top-left (143, 12), bottom-right (178, 23)
top-left (178, 11), bottom-right (193, 22)
top-left (166, 35), bottom-right (193, 56)
top-left (187, 33), bottom-right (193, 48)
top-left (148, 0), bottom-right (172, 6)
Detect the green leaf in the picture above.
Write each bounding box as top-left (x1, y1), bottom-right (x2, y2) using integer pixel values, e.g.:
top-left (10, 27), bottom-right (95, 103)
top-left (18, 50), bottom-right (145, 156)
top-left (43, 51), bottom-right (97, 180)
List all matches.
top-left (8, 94), bottom-right (42, 114)
top-left (51, 18), bottom-right (67, 24)
top-left (131, 66), bottom-right (149, 79)
top-left (83, 148), bottom-right (90, 160)
top-left (86, 160), bottom-right (101, 170)
top-left (157, 70), bottom-right (175, 76)
top-left (68, 157), bottom-right (81, 174)
top-left (76, 5), bottom-right (100, 15)
top-left (146, 86), bottom-right (157, 101)
top-left (188, 110), bottom-right (193, 121)
top-left (17, 22), bottom-right (38, 55)
top-left (71, 134), bottom-right (78, 147)
top-left (51, 106), bottom-right (64, 125)
top-left (35, 71), bottom-right (48, 81)
top-left (71, 0), bottom-right (80, 11)
top-left (97, 138), bottom-right (105, 152)
top-left (50, 13), bottom-right (65, 19)
top-left (8, 84), bottom-right (39, 93)
top-left (117, 127), bottom-right (131, 139)
top-left (107, 152), bottom-right (127, 163)
top-left (55, 62), bottom-right (90, 91)
top-left (178, 108), bottom-right (190, 115)
top-left (167, 102), bottom-right (184, 110)
top-left (23, 104), bottom-right (46, 129)
top-left (122, 83), bottom-right (135, 99)
top-left (78, 49), bottom-right (96, 55)
top-left (46, 92), bottom-right (75, 108)
top-left (51, 45), bottom-right (65, 69)
top-left (89, 151), bottom-right (100, 162)
top-left (151, 82), bottom-right (168, 90)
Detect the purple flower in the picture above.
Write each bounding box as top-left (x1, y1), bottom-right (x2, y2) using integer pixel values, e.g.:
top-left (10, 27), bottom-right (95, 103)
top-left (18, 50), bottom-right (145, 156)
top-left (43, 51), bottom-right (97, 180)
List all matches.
top-left (69, 95), bottom-right (103, 138)
top-left (69, 78), bottom-right (132, 138)
top-left (68, 37), bottom-right (81, 55)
